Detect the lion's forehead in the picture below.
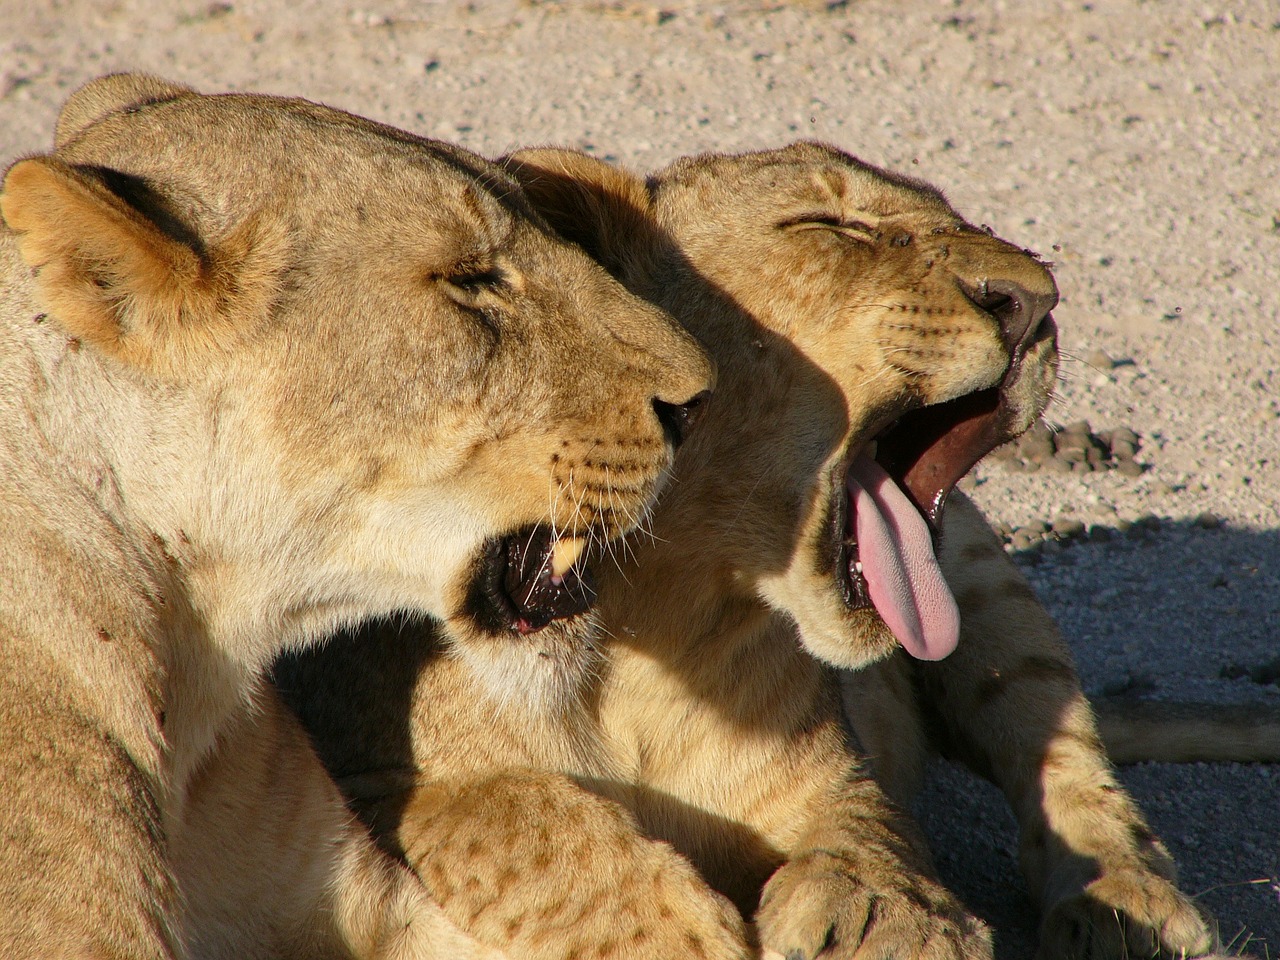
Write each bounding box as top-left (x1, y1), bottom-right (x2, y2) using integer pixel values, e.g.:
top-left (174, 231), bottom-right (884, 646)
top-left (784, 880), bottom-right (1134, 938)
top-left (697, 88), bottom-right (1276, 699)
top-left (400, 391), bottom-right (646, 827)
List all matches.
top-left (53, 96), bottom-right (519, 248)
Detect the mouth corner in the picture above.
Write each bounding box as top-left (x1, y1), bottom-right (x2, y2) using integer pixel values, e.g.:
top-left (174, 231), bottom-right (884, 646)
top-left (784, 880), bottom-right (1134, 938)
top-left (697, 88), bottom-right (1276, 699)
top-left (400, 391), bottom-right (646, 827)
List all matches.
top-left (466, 526), bottom-right (597, 636)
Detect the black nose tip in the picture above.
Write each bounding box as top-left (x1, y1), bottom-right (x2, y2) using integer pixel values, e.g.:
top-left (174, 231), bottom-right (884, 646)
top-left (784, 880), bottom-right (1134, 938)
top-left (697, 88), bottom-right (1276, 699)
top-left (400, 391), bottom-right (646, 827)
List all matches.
top-left (963, 279), bottom-right (1058, 355)
top-left (653, 390), bottom-right (711, 449)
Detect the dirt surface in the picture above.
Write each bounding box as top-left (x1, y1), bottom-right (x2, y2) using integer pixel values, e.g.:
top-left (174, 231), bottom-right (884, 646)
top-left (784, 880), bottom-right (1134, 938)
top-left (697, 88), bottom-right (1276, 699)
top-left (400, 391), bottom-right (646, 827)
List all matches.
top-left (3, 0), bottom-right (1276, 955)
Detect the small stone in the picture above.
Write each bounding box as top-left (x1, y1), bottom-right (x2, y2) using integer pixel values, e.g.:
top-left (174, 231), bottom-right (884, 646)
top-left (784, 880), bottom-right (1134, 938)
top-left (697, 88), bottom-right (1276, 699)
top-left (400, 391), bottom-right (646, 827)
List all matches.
top-left (1063, 419), bottom-right (1092, 436)
top-left (1054, 431), bottom-right (1090, 452)
top-left (1040, 539), bottom-right (1063, 556)
top-left (1023, 439), bottom-right (1055, 461)
top-left (1071, 459), bottom-right (1094, 473)
top-left (1136, 513), bottom-right (1161, 530)
top-left (1052, 517), bottom-right (1087, 539)
top-left (1010, 529), bottom-right (1039, 551)
top-left (1058, 445), bottom-right (1087, 463)
top-left (1087, 525), bottom-right (1113, 542)
top-left (1117, 459), bottom-right (1145, 477)
top-left (1048, 457), bottom-right (1074, 474)
top-left (1086, 348), bottom-right (1116, 370)
top-left (1193, 511), bottom-right (1223, 529)
top-left (1110, 440), bottom-right (1138, 460)
top-left (1111, 427), bottom-right (1140, 446)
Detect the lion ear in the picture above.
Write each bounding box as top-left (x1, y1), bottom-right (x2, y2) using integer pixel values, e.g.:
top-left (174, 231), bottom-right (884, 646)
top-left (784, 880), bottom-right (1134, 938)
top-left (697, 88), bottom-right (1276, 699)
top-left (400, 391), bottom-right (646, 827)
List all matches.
top-left (504, 148), bottom-right (655, 278)
top-left (1, 156), bottom-right (281, 374)
top-left (55, 73), bottom-right (194, 148)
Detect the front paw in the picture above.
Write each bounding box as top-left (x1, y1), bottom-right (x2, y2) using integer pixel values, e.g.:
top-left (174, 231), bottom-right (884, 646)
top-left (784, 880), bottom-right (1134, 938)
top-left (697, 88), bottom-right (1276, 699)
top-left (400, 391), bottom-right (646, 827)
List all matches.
top-left (401, 772), bottom-right (751, 960)
top-left (1037, 867), bottom-right (1218, 960)
top-left (757, 850), bottom-right (991, 960)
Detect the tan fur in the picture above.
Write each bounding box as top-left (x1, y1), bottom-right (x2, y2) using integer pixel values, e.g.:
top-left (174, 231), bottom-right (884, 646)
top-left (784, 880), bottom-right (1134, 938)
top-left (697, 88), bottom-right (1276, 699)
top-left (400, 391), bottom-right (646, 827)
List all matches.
top-left (846, 497), bottom-right (1218, 960)
top-left (283, 142), bottom-right (1074, 960)
top-left (513, 145), bottom-right (1222, 960)
top-left (0, 76), bottom-right (712, 960)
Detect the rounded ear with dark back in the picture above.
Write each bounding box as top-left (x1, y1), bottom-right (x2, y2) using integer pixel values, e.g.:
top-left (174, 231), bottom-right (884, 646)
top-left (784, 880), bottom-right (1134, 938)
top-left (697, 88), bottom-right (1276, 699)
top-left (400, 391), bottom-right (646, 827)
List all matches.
top-left (0, 156), bottom-right (285, 375)
top-left (503, 148), bottom-right (655, 280)
top-left (55, 73), bottom-right (194, 149)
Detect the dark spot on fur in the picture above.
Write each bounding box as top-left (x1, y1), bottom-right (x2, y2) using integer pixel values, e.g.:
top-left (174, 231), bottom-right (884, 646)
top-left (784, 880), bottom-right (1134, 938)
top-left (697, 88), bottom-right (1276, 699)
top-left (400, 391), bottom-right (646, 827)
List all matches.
top-left (970, 653), bottom-right (1078, 711)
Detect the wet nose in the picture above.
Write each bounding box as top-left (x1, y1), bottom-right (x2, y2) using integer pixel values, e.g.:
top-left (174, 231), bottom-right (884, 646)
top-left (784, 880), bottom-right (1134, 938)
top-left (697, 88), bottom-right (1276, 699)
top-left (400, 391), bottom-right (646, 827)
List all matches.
top-left (962, 278), bottom-right (1058, 355)
top-left (653, 389), bottom-right (711, 449)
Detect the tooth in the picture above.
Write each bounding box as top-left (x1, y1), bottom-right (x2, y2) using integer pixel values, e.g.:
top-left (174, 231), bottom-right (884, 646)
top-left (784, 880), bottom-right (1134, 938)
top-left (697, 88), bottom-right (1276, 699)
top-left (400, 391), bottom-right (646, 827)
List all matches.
top-left (854, 561), bottom-right (864, 574)
top-left (549, 537), bottom-right (587, 578)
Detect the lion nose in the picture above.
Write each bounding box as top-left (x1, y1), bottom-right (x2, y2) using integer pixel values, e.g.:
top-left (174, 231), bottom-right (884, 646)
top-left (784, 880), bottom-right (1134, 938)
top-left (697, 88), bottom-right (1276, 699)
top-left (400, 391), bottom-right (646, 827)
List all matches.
top-left (652, 390), bottom-right (711, 449)
top-left (962, 278), bottom-right (1058, 356)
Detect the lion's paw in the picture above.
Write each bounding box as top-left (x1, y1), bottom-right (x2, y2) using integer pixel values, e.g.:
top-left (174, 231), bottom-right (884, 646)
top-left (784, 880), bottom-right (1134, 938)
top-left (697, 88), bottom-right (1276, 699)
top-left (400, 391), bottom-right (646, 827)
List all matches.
top-left (402, 772), bottom-right (750, 960)
top-left (757, 850), bottom-right (992, 960)
top-left (1037, 867), bottom-right (1218, 960)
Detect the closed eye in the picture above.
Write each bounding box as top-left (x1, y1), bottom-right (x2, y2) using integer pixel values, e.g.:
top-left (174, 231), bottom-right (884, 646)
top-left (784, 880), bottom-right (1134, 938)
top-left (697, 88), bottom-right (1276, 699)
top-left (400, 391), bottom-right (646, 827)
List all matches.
top-left (778, 214), bottom-right (879, 243)
top-left (433, 263), bottom-right (505, 342)
top-left (445, 265), bottom-right (505, 294)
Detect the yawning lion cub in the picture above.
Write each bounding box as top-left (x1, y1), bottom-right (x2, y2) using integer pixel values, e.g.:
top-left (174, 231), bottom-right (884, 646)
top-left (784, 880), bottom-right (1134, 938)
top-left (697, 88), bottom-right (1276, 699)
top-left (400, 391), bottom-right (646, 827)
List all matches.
top-left (503, 144), bottom-right (1218, 960)
top-left (0, 76), bottom-right (712, 959)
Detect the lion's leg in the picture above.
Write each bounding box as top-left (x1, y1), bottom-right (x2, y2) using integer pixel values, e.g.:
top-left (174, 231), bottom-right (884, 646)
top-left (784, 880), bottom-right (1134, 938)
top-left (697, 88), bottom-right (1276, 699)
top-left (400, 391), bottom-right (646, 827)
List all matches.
top-left (903, 492), bottom-right (1217, 959)
top-left (172, 684), bottom-right (502, 960)
top-left (756, 766), bottom-right (991, 960)
top-left (396, 769), bottom-right (751, 960)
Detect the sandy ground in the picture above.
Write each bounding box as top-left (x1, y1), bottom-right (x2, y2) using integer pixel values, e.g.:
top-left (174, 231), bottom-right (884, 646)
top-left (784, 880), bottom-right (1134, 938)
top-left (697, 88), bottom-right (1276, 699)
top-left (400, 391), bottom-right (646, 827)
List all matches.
top-left (2, 0), bottom-right (1277, 955)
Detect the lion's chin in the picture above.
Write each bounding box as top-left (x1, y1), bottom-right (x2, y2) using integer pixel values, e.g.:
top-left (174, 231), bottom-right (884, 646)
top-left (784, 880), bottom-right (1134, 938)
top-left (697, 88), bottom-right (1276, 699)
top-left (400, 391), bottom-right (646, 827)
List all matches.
top-left (796, 602), bottom-right (900, 672)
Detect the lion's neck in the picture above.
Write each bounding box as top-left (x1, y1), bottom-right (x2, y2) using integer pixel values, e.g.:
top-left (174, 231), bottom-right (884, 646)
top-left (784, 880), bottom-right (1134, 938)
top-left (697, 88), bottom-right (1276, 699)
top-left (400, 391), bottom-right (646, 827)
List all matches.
top-left (2, 298), bottom-right (310, 812)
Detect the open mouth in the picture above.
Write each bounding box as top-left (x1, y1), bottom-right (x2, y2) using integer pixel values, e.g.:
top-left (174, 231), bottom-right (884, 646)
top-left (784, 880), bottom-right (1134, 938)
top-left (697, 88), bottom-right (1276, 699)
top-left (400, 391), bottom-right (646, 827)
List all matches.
top-left (468, 526), bottom-right (596, 635)
top-left (831, 380), bottom-right (1026, 662)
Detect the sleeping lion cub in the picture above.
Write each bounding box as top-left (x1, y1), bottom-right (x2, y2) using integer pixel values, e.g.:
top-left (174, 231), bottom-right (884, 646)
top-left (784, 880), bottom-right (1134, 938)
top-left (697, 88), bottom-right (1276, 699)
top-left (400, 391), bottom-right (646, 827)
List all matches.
top-left (281, 144), bottom-right (1216, 960)
top-left (0, 76), bottom-right (712, 959)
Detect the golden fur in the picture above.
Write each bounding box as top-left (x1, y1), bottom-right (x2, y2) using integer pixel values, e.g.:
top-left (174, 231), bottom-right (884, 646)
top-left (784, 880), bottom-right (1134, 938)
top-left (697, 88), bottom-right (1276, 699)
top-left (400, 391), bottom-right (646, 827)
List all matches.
top-left (278, 143), bottom-right (1166, 960)
top-left (0, 76), bottom-right (711, 959)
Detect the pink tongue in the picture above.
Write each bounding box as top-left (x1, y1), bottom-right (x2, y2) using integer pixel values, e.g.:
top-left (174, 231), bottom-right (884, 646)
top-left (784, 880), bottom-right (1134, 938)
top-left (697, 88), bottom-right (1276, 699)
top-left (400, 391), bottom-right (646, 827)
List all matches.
top-left (847, 456), bottom-right (960, 660)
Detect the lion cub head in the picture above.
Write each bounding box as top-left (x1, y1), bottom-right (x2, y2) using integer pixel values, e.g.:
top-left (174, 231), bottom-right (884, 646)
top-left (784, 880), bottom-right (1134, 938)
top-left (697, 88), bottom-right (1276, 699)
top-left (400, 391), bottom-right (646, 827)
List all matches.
top-left (1, 75), bottom-right (711, 669)
top-left (506, 142), bottom-right (1057, 670)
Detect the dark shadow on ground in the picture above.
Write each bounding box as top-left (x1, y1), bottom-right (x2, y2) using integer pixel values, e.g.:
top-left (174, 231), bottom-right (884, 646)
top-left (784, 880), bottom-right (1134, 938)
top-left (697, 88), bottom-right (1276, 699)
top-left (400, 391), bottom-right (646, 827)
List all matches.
top-left (918, 518), bottom-right (1280, 959)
